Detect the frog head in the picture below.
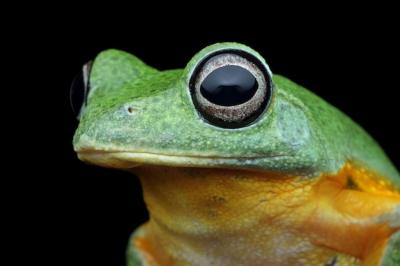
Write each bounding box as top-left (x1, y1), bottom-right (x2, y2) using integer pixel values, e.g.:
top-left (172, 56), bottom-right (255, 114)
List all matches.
top-left (73, 43), bottom-right (329, 176)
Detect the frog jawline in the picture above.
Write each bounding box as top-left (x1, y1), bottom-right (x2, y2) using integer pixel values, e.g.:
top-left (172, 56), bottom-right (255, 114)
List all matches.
top-left (77, 151), bottom-right (289, 169)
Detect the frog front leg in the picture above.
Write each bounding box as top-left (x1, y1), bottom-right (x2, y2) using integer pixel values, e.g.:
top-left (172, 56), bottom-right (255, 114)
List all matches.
top-left (127, 224), bottom-right (154, 266)
top-left (127, 223), bottom-right (176, 266)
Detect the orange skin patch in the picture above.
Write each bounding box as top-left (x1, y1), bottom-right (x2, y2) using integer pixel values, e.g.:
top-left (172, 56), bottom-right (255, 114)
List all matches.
top-left (130, 163), bottom-right (400, 266)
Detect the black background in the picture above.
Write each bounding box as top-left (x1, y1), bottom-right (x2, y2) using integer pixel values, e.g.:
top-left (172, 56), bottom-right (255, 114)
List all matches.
top-left (30, 12), bottom-right (399, 266)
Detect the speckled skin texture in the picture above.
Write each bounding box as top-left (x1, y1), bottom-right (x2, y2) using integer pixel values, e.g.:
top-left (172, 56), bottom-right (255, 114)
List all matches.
top-left (73, 43), bottom-right (400, 265)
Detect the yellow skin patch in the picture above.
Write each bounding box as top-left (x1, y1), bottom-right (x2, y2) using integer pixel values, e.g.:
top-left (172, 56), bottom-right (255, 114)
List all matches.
top-left (130, 163), bottom-right (400, 266)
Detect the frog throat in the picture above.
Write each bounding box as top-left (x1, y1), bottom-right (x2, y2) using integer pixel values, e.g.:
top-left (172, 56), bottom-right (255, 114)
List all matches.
top-left (128, 162), bottom-right (399, 265)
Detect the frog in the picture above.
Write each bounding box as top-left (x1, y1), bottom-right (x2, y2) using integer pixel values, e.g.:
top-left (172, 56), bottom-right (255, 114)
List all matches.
top-left (72, 43), bottom-right (400, 266)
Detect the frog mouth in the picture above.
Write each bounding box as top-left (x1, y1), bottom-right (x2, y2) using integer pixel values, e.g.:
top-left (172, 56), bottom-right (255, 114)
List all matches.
top-left (76, 150), bottom-right (289, 169)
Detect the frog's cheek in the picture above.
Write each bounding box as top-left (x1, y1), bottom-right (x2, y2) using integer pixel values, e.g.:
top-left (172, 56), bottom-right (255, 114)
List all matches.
top-left (274, 101), bottom-right (311, 147)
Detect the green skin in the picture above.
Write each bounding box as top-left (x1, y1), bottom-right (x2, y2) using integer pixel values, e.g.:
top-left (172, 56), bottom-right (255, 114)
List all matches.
top-left (73, 43), bottom-right (399, 265)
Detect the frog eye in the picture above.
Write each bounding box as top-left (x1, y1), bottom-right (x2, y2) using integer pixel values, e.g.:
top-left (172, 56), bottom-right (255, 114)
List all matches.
top-left (190, 52), bottom-right (272, 128)
top-left (70, 61), bottom-right (92, 120)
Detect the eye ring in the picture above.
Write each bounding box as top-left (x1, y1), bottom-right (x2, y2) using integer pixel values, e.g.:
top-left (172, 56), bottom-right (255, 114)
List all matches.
top-left (189, 50), bottom-right (272, 128)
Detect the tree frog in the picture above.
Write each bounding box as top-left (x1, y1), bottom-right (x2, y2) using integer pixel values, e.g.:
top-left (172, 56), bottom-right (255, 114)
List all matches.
top-left (72, 43), bottom-right (399, 266)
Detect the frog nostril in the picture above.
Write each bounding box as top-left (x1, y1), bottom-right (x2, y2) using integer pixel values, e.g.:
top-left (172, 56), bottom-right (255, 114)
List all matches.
top-left (126, 106), bottom-right (138, 115)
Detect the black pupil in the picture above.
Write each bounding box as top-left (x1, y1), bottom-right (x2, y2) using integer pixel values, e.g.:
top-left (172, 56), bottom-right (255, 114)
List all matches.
top-left (200, 65), bottom-right (258, 106)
